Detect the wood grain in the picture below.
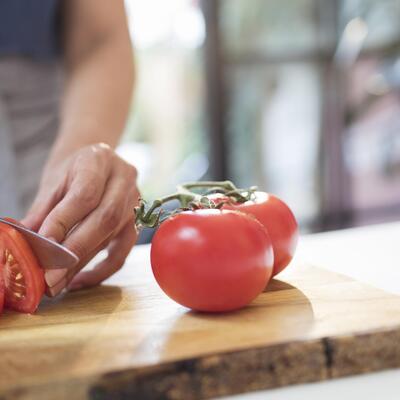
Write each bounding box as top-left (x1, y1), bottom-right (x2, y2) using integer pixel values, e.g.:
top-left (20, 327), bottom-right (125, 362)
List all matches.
top-left (1, 245), bottom-right (400, 400)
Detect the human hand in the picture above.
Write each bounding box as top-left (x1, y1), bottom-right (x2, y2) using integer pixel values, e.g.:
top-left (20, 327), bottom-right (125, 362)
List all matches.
top-left (22, 143), bottom-right (140, 296)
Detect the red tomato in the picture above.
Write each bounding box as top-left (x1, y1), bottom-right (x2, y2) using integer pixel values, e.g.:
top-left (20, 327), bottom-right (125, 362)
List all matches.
top-left (209, 192), bottom-right (298, 276)
top-left (151, 209), bottom-right (274, 312)
top-left (0, 272), bottom-right (4, 314)
top-left (0, 219), bottom-right (45, 313)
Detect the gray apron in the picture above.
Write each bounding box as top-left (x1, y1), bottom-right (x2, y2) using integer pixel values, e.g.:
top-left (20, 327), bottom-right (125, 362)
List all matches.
top-left (0, 57), bottom-right (63, 218)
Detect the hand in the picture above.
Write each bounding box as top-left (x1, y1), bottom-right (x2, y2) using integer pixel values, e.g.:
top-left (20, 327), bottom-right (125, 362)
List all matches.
top-left (22, 143), bottom-right (140, 296)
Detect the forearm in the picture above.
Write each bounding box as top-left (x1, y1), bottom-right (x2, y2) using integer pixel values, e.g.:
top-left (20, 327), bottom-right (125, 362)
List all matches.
top-left (47, 32), bottom-right (134, 168)
top-left (24, 1), bottom-right (139, 295)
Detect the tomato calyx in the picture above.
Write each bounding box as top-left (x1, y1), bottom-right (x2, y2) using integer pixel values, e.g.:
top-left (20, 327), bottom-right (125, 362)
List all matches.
top-left (134, 181), bottom-right (257, 229)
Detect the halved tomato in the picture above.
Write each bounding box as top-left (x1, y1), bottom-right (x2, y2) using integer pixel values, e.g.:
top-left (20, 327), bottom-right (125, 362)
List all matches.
top-left (0, 272), bottom-right (4, 314)
top-left (0, 218), bottom-right (45, 313)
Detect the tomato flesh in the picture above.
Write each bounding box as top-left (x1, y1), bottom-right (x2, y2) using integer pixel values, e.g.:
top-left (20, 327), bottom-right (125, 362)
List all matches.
top-left (151, 209), bottom-right (274, 312)
top-left (209, 192), bottom-right (299, 276)
top-left (0, 219), bottom-right (45, 313)
top-left (0, 272), bottom-right (4, 314)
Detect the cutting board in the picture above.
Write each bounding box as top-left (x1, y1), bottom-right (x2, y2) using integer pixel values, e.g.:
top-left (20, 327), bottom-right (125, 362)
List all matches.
top-left (1, 245), bottom-right (400, 400)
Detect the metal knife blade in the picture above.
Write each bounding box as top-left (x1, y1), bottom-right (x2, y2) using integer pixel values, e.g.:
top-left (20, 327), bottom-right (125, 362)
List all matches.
top-left (0, 218), bottom-right (79, 270)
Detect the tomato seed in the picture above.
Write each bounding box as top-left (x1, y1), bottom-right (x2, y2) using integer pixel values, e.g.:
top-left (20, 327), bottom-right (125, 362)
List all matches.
top-left (4, 249), bottom-right (15, 266)
top-left (3, 249), bottom-right (26, 300)
top-left (7, 253), bottom-right (14, 265)
top-left (15, 272), bottom-right (23, 281)
top-left (3, 249), bottom-right (8, 264)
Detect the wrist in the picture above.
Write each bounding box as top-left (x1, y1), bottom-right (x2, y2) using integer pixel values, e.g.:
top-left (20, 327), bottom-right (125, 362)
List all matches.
top-left (46, 131), bottom-right (117, 171)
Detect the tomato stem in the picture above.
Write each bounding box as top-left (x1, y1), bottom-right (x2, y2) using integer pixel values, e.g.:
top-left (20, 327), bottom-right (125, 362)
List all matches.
top-left (135, 193), bottom-right (194, 228)
top-left (178, 180), bottom-right (237, 193)
top-left (179, 181), bottom-right (257, 203)
top-left (135, 181), bottom-right (258, 229)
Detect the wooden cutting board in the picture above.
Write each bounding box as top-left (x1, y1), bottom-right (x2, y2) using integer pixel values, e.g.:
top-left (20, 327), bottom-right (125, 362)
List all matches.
top-left (1, 245), bottom-right (400, 400)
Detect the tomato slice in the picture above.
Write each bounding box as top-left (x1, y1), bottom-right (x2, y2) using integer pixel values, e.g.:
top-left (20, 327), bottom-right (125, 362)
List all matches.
top-left (0, 271), bottom-right (4, 314)
top-left (0, 218), bottom-right (45, 313)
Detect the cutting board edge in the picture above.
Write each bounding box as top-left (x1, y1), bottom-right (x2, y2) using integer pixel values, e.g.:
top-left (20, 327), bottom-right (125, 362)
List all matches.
top-left (3, 324), bottom-right (400, 400)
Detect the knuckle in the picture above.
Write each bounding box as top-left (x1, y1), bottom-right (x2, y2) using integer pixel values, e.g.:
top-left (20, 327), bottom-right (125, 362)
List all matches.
top-left (74, 147), bottom-right (90, 165)
top-left (67, 240), bottom-right (87, 261)
top-left (94, 143), bottom-right (113, 159)
top-left (127, 164), bottom-right (138, 180)
top-left (55, 218), bottom-right (68, 236)
top-left (48, 217), bottom-right (68, 240)
top-left (99, 204), bottom-right (122, 231)
top-left (77, 144), bottom-right (113, 166)
top-left (123, 165), bottom-right (139, 193)
top-left (72, 180), bottom-right (100, 209)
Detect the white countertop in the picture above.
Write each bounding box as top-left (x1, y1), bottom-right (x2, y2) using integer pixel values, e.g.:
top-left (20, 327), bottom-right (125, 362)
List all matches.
top-left (219, 221), bottom-right (400, 400)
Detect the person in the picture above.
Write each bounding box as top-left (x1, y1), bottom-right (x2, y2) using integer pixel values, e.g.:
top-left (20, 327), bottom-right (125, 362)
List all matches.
top-left (0, 0), bottom-right (140, 297)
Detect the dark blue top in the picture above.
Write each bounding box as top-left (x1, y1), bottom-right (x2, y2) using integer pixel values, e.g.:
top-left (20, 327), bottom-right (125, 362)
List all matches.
top-left (0, 0), bottom-right (62, 59)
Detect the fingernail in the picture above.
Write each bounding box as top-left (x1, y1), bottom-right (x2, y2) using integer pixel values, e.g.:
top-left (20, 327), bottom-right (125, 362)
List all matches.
top-left (45, 268), bottom-right (68, 287)
top-left (48, 277), bottom-right (67, 297)
top-left (67, 281), bottom-right (84, 292)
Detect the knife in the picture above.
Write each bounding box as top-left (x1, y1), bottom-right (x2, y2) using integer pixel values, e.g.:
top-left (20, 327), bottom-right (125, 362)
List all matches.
top-left (0, 218), bottom-right (79, 270)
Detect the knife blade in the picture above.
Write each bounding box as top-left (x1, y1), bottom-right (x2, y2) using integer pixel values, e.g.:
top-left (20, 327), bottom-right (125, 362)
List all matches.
top-left (0, 218), bottom-right (79, 270)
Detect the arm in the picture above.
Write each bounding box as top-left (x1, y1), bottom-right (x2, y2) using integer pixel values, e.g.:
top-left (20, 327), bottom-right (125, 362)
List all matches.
top-left (23, 0), bottom-right (139, 296)
top-left (47, 0), bottom-right (135, 164)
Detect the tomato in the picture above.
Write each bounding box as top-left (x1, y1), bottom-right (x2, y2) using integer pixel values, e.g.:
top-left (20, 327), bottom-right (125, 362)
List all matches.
top-left (209, 192), bottom-right (298, 277)
top-left (0, 218), bottom-right (45, 313)
top-left (0, 272), bottom-right (4, 314)
top-left (151, 209), bottom-right (274, 312)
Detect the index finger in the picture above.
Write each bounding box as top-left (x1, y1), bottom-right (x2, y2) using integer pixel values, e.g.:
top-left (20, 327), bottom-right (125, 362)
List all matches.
top-left (38, 171), bottom-right (107, 243)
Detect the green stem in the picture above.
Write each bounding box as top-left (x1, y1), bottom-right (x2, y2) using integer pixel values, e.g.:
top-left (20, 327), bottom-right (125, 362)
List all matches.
top-left (178, 180), bottom-right (238, 193)
top-left (143, 194), bottom-right (181, 219)
top-left (135, 181), bottom-right (257, 229)
top-left (135, 192), bottom-right (198, 228)
top-left (178, 181), bottom-right (255, 203)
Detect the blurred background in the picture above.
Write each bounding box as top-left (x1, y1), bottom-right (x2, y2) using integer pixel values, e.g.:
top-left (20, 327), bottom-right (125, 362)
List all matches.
top-left (120, 0), bottom-right (400, 233)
